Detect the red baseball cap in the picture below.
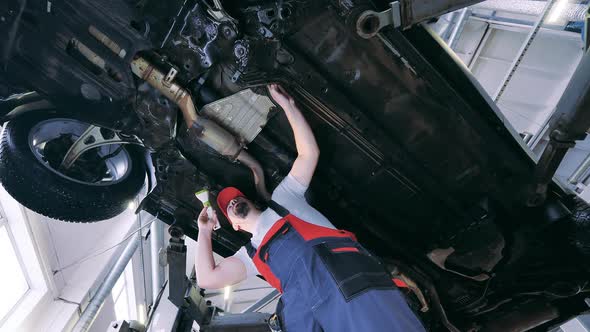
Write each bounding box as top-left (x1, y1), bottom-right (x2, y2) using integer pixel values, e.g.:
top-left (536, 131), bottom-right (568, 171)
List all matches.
top-left (216, 187), bottom-right (245, 222)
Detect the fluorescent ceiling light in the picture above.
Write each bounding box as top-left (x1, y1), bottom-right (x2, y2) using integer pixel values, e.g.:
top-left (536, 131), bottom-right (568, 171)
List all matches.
top-left (224, 286), bottom-right (231, 300)
top-left (547, 0), bottom-right (569, 23)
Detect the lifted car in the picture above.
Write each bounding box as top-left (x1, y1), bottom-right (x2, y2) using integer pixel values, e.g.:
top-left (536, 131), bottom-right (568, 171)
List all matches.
top-left (1, 0), bottom-right (590, 330)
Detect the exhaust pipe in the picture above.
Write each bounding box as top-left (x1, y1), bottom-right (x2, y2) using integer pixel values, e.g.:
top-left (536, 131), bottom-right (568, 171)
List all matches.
top-left (235, 151), bottom-right (271, 202)
top-left (131, 56), bottom-right (271, 201)
top-left (130, 57), bottom-right (240, 157)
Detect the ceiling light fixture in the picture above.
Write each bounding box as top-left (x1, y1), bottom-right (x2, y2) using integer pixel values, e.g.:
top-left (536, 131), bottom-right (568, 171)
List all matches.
top-left (224, 286), bottom-right (231, 300)
top-left (547, 0), bottom-right (569, 24)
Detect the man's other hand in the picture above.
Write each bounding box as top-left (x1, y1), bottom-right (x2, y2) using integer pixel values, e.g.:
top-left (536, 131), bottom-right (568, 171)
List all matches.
top-left (269, 84), bottom-right (295, 110)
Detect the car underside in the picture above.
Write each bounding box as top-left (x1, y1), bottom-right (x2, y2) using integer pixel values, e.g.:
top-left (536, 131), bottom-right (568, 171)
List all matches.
top-left (1, 0), bottom-right (590, 330)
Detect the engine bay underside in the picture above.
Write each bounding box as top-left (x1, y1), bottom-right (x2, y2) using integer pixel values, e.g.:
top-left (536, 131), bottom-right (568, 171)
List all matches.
top-left (1, 0), bottom-right (590, 330)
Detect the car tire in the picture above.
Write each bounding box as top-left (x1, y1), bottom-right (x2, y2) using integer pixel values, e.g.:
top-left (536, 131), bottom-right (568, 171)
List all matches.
top-left (0, 112), bottom-right (146, 222)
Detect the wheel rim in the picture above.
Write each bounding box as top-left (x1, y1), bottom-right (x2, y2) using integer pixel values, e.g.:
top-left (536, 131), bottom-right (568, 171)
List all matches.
top-left (28, 119), bottom-right (132, 186)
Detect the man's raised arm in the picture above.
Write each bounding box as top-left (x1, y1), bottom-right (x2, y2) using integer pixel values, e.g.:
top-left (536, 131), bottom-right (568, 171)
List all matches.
top-left (195, 208), bottom-right (247, 289)
top-left (268, 84), bottom-right (320, 187)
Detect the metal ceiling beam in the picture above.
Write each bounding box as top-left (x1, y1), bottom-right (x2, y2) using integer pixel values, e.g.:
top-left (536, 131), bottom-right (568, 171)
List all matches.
top-left (241, 290), bottom-right (280, 314)
top-left (470, 15), bottom-right (581, 39)
top-left (568, 153), bottom-right (590, 185)
top-left (492, 0), bottom-right (557, 102)
top-left (400, 0), bottom-right (484, 28)
top-left (447, 8), bottom-right (472, 49)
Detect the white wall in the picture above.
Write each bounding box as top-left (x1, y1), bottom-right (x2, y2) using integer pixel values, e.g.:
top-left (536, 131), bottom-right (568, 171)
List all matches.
top-left (0, 183), bottom-right (154, 332)
top-left (3, 184), bottom-right (273, 332)
top-left (455, 20), bottom-right (584, 137)
top-left (186, 238), bottom-right (276, 314)
top-left (202, 274), bottom-right (276, 314)
top-left (87, 297), bottom-right (117, 332)
top-left (444, 8), bottom-right (589, 197)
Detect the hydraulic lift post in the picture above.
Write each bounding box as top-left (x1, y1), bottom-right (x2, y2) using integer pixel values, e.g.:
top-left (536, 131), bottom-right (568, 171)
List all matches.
top-left (165, 209), bottom-right (273, 332)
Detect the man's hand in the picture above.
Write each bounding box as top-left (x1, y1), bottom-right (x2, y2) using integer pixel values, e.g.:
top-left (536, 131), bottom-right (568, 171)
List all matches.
top-left (269, 84), bottom-right (295, 110)
top-left (197, 207), bottom-right (217, 235)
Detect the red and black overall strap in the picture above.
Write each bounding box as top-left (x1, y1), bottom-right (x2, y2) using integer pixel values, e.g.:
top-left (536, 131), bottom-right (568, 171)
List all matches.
top-left (245, 242), bottom-right (257, 258)
top-left (246, 200), bottom-right (290, 259)
top-left (268, 200), bottom-right (290, 218)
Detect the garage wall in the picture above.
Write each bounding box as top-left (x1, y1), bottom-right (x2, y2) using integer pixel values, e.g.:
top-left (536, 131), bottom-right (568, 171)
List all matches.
top-left (87, 297), bottom-right (117, 332)
top-left (0, 183), bottom-right (156, 332)
top-left (2, 182), bottom-right (274, 332)
top-left (27, 209), bottom-right (142, 332)
top-left (186, 238), bottom-right (276, 314)
top-left (28, 209), bottom-right (133, 293)
top-left (441, 4), bottom-right (590, 197)
top-left (454, 20), bottom-right (584, 137)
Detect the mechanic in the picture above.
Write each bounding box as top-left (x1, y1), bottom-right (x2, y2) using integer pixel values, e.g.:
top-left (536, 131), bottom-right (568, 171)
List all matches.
top-left (196, 84), bottom-right (425, 331)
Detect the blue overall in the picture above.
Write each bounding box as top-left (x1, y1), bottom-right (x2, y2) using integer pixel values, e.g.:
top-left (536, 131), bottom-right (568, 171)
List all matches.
top-left (246, 203), bottom-right (426, 332)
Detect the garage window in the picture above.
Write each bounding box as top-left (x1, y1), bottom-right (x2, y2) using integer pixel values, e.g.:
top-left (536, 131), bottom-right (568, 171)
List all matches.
top-left (0, 216), bottom-right (30, 323)
top-left (112, 261), bottom-right (136, 321)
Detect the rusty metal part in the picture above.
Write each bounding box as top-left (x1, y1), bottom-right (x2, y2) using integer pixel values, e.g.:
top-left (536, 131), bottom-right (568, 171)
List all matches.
top-left (357, 2), bottom-right (402, 39)
top-left (131, 57), bottom-right (241, 157)
top-left (131, 57), bottom-right (189, 110)
top-left (191, 117), bottom-right (244, 158)
top-left (397, 273), bottom-right (429, 313)
top-left (131, 57), bottom-right (240, 157)
top-left (89, 25), bottom-right (127, 58)
top-left (131, 56), bottom-right (271, 200)
top-left (69, 38), bottom-right (106, 69)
